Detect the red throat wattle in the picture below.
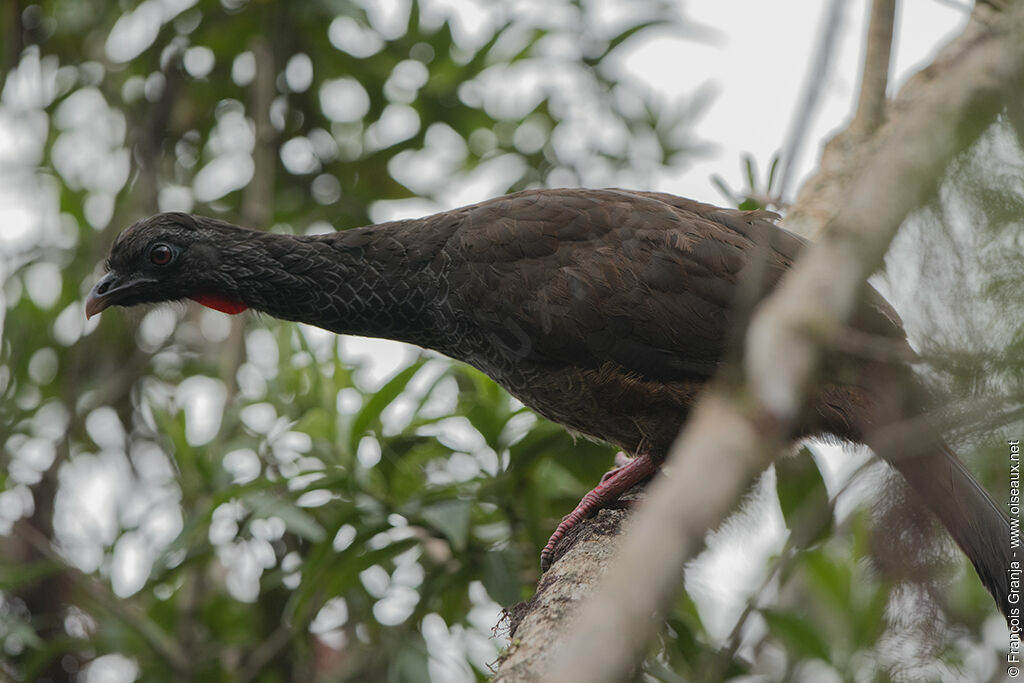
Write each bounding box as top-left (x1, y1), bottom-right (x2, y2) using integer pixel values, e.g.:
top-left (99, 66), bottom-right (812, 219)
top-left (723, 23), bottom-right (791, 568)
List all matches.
top-left (190, 294), bottom-right (249, 315)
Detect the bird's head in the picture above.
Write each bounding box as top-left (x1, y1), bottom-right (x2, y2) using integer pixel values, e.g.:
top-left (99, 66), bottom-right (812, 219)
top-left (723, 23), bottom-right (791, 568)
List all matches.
top-left (86, 212), bottom-right (251, 319)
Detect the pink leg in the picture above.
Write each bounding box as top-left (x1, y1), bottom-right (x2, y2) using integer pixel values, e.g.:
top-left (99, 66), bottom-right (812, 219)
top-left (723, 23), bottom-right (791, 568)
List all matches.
top-left (598, 452), bottom-right (635, 484)
top-left (540, 451), bottom-right (658, 571)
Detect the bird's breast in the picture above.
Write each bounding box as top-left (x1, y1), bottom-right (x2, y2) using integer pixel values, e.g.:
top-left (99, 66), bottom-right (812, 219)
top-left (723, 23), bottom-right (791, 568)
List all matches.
top-left (473, 356), bottom-right (703, 458)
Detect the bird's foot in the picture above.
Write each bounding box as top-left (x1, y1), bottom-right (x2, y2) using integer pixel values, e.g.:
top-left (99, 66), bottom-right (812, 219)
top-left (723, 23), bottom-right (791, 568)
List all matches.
top-left (598, 451), bottom-right (635, 484)
top-left (540, 451), bottom-right (658, 571)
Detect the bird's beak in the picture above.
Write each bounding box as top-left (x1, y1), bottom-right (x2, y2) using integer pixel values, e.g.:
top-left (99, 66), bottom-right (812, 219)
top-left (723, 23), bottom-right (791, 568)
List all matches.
top-left (85, 271), bottom-right (155, 319)
top-left (85, 271), bottom-right (119, 319)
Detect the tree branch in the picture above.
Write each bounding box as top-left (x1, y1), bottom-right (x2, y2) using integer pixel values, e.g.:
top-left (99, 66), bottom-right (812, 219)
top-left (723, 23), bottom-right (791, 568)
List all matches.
top-left (495, 5), bottom-right (1024, 682)
top-left (492, 489), bottom-right (640, 681)
top-left (775, 0), bottom-right (847, 204)
top-left (749, 2), bottom-right (1024, 418)
top-left (850, 0), bottom-right (896, 138)
top-left (784, 0), bottom-right (898, 238)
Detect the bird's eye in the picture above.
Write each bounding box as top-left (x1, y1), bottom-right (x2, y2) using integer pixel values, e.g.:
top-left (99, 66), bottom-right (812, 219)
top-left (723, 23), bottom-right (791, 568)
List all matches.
top-left (149, 244), bottom-right (174, 266)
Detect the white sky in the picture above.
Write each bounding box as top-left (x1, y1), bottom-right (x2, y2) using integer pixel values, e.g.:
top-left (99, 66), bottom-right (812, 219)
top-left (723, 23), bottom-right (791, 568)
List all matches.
top-left (627, 0), bottom-right (965, 202)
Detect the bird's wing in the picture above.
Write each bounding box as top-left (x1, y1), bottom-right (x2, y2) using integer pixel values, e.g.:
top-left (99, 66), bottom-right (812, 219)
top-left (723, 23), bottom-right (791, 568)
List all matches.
top-left (445, 188), bottom-right (804, 382)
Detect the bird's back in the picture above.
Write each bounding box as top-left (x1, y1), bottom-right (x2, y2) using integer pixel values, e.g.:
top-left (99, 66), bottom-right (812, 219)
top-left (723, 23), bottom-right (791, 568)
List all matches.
top-left (441, 189), bottom-right (790, 375)
top-left (412, 189), bottom-right (799, 450)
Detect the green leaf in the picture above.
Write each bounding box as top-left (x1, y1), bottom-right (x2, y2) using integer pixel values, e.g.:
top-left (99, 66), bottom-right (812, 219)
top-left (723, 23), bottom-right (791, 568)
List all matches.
top-left (775, 449), bottom-right (833, 549)
top-left (852, 582), bottom-right (888, 647)
top-left (348, 358), bottom-right (427, 455)
top-left (665, 617), bottom-right (700, 663)
top-left (2, 615), bottom-right (44, 649)
top-left (420, 499), bottom-right (472, 551)
top-left (481, 548), bottom-right (520, 606)
top-left (760, 608), bottom-right (832, 662)
top-left (295, 406), bottom-right (333, 440)
top-left (743, 153), bottom-right (757, 191)
top-left (803, 548), bottom-right (852, 609)
top-left (587, 19), bottom-right (668, 65)
top-left (394, 641), bottom-right (432, 683)
top-left (766, 153), bottom-right (781, 192)
top-left (0, 559), bottom-right (62, 591)
top-left (610, 20), bottom-right (668, 52)
top-left (245, 491), bottom-right (327, 542)
top-left (711, 174), bottom-right (738, 206)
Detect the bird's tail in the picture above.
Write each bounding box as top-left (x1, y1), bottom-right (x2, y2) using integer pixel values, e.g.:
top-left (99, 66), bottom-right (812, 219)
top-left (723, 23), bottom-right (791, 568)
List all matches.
top-left (890, 440), bottom-right (1014, 621)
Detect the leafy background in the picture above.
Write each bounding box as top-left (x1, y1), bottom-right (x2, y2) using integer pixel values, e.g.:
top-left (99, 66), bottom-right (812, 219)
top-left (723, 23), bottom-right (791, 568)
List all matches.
top-left (0, 1), bottom-right (1020, 681)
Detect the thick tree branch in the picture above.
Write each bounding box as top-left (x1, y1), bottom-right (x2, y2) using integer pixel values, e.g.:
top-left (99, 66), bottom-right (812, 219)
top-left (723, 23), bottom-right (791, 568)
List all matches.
top-left (749, 3), bottom-right (1024, 419)
top-left (493, 498), bottom-right (635, 682)
top-left (506, 5), bottom-right (1024, 682)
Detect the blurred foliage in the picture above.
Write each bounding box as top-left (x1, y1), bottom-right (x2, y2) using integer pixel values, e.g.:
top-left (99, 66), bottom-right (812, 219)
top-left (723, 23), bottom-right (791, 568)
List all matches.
top-left (0, 0), bottom-right (691, 680)
top-left (0, 1), bottom-right (1020, 682)
top-left (711, 152), bottom-right (782, 212)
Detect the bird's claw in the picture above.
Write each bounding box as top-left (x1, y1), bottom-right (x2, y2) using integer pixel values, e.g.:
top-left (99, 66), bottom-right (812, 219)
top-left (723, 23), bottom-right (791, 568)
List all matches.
top-left (539, 451), bottom-right (657, 571)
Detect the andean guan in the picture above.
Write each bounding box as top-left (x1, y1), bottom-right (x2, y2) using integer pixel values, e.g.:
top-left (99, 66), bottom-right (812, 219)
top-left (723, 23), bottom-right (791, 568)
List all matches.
top-left (85, 187), bottom-right (1012, 620)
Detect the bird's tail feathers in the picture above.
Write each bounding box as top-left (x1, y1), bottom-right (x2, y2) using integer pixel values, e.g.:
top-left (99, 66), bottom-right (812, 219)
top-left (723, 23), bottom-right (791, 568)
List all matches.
top-left (890, 441), bottom-right (1014, 622)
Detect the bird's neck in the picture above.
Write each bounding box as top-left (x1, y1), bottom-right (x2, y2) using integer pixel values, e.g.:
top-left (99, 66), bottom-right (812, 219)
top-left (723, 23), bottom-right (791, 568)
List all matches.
top-left (219, 219), bottom-right (455, 346)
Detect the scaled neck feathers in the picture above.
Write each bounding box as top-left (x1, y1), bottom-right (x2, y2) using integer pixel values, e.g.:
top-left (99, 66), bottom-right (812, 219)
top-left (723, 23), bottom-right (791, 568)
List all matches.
top-left (209, 217), bottom-right (459, 346)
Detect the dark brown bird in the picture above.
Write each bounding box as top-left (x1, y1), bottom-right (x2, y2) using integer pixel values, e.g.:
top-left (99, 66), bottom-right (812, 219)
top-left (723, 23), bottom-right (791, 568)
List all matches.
top-left (86, 188), bottom-right (1011, 619)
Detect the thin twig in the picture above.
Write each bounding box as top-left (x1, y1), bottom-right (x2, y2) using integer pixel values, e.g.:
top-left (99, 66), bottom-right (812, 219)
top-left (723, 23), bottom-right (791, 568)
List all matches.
top-left (775, 0), bottom-right (848, 203)
top-left (850, 0), bottom-right (896, 137)
top-left (237, 624), bottom-right (295, 683)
